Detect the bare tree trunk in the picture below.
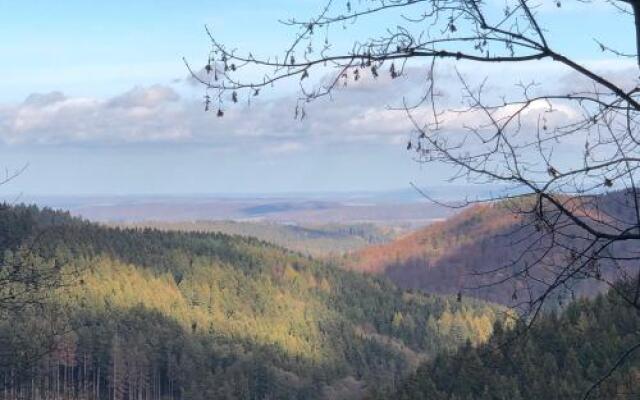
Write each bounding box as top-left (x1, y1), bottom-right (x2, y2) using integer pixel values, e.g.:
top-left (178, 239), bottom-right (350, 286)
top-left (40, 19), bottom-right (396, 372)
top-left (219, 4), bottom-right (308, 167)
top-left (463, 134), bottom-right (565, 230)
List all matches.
top-left (632, 1), bottom-right (640, 68)
top-left (97, 365), bottom-right (100, 400)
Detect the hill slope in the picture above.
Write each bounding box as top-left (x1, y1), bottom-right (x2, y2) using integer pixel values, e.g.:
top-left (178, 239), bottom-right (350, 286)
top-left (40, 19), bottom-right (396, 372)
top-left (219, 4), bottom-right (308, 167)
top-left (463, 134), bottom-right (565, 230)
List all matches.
top-left (346, 193), bottom-right (635, 305)
top-left (114, 220), bottom-right (402, 257)
top-left (346, 203), bottom-right (529, 304)
top-left (0, 204), bottom-right (504, 400)
top-left (382, 284), bottom-right (640, 399)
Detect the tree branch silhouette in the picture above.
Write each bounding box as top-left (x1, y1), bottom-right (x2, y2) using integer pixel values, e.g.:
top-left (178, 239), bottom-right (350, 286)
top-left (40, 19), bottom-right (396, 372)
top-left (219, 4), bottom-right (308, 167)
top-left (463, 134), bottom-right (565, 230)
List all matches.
top-left (189, 0), bottom-right (640, 392)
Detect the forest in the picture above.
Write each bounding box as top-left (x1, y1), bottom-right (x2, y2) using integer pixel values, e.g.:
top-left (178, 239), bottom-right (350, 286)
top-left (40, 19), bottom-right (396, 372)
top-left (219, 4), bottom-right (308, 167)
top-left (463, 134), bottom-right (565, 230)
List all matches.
top-left (382, 283), bottom-right (640, 399)
top-left (0, 204), bottom-right (504, 400)
top-left (114, 220), bottom-right (400, 258)
top-left (348, 193), bottom-right (636, 307)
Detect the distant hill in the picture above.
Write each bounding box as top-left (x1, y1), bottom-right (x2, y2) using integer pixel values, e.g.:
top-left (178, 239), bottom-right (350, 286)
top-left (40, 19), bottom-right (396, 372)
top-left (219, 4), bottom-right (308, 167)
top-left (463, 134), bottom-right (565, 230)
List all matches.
top-left (0, 204), bottom-right (504, 400)
top-left (5, 193), bottom-right (459, 229)
top-left (9, 194), bottom-right (455, 225)
top-left (346, 192), bottom-right (634, 306)
top-left (114, 220), bottom-right (403, 257)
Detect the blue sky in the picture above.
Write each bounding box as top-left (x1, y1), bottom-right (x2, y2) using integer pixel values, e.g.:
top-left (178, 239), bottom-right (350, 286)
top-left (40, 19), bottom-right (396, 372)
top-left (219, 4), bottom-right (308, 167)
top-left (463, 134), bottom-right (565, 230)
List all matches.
top-left (0, 0), bottom-right (635, 195)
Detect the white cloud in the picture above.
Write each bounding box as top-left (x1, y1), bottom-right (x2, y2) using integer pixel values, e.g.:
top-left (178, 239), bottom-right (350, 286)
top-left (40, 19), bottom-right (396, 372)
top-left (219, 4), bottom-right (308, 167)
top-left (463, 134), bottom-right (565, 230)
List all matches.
top-left (2, 61), bottom-right (628, 152)
top-left (0, 87), bottom-right (191, 145)
top-left (107, 85), bottom-right (180, 108)
top-left (0, 79), bottom-right (420, 148)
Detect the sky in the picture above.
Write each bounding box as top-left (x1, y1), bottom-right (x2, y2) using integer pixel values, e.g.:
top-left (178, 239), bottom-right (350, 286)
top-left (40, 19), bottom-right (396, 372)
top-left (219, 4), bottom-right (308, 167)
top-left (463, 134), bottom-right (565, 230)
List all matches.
top-left (0, 0), bottom-right (636, 196)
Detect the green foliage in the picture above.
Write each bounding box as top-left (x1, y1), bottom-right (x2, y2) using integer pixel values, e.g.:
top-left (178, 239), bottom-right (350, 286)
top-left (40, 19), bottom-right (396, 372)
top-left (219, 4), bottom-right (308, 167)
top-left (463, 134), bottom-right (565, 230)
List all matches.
top-left (385, 286), bottom-right (640, 399)
top-left (116, 220), bottom-right (400, 257)
top-left (0, 204), bottom-right (504, 400)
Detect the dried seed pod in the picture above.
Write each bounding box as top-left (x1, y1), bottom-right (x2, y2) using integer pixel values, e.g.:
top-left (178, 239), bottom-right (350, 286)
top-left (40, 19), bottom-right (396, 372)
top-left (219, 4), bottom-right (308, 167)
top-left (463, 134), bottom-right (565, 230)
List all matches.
top-left (390, 63), bottom-right (397, 79)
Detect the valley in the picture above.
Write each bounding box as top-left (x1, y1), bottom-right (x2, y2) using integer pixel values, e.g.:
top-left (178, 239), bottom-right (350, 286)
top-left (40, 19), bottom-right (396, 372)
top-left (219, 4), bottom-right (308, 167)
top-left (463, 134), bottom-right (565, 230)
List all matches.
top-left (0, 204), bottom-right (503, 400)
top-left (3, 0), bottom-right (639, 398)
top-left (2, 191), bottom-right (640, 399)
top-left (111, 220), bottom-right (403, 258)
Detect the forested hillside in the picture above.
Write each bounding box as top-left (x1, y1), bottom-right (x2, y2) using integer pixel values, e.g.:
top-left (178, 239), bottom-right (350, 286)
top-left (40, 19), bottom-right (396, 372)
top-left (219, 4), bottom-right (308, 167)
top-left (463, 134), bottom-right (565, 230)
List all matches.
top-left (347, 193), bottom-right (633, 305)
top-left (382, 283), bottom-right (640, 399)
top-left (114, 220), bottom-right (400, 257)
top-left (0, 204), bottom-right (505, 400)
top-left (346, 202), bottom-right (533, 304)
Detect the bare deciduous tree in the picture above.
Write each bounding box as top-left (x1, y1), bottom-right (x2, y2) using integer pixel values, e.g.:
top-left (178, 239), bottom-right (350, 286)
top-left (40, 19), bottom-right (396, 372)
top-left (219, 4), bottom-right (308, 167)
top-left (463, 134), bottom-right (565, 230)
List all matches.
top-left (0, 169), bottom-right (75, 389)
top-left (189, 0), bottom-right (640, 392)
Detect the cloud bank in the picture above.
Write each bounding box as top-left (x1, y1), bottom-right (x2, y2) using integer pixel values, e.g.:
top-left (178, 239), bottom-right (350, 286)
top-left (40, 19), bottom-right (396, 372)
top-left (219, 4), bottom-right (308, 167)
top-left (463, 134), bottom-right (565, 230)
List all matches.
top-left (2, 62), bottom-right (634, 154)
top-left (0, 75), bottom-right (422, 151)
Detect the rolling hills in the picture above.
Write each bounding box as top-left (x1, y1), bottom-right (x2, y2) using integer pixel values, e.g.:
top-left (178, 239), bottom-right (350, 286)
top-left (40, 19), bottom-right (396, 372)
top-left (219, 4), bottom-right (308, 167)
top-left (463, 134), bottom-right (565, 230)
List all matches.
top-left (346, 192), bottom-right (635, 306)
top-left (113, 220), bottom-right (402, 257)
top-left (18, 193), bottom-right (454, 225)
top-left (0, 204), bottom-right (504, 400)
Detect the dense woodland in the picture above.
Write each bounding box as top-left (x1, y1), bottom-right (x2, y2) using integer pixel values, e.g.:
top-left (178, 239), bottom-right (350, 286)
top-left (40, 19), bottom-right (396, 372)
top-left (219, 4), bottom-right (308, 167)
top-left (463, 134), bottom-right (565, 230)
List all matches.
top-left (348, 193), bottom-right (634, 306)
top-left (115, 220), bottom-right (399, 258)
top-left (383, 284), bottom-right (640, 399)
top-left (0, 204), bottom-right (504, 400)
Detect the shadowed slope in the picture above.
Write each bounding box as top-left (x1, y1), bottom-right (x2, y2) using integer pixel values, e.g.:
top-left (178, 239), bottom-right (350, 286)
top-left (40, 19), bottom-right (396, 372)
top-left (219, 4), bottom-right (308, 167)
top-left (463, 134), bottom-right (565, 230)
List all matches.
top-left (0, 204), bottom-right (505, 400)
top-left (347, 193), bottom-right (636, 306)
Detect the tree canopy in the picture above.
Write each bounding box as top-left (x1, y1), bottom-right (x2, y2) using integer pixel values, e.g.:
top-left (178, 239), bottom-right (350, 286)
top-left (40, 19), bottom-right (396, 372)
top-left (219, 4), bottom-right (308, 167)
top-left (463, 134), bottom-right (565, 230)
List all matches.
top-left (0, 204), bottom-right (505, 399)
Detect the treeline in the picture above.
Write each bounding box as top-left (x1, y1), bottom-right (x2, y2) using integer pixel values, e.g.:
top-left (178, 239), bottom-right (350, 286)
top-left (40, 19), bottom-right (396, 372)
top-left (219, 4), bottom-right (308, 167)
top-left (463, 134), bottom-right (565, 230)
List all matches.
top-left (380, 283), bottom-right (640, 399)
top-left (0, 204), bottom-right (505, 400)
top-left (116, 220), bottom-right (399, 257)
